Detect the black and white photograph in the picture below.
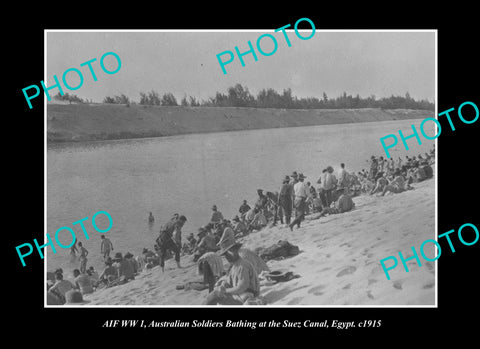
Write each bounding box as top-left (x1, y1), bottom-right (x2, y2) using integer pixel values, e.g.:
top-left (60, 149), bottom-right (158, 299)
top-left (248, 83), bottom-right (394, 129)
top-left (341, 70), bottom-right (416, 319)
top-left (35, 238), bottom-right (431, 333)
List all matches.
top-left (8, 7), bottom-right (478, 341)
top-left (44, 29), bottom-right (437, 307)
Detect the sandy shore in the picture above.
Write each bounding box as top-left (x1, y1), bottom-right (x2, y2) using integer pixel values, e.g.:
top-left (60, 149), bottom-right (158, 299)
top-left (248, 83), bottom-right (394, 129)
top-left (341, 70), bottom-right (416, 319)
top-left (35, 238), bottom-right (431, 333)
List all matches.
top-left (78, 175), bottom-right (435, 307)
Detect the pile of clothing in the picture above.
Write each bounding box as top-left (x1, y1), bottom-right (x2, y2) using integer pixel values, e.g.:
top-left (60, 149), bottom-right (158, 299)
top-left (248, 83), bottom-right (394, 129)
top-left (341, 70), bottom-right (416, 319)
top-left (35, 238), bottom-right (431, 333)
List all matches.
top-left (256, 240), bottom-right (300, 262)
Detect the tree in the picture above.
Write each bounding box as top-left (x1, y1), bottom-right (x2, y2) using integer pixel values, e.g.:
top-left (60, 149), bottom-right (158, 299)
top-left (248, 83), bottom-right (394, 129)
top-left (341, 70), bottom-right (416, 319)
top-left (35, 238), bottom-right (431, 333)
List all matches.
top-left (140, 86), bottom-right (434, 110)
top-left (226, 83), bottom-right (254, 107)
top-left (161, 92), bottom-right (178, 106)
top-left (114, 94), bottom-right (130, 104)
top-left (282, 88), bottom-right (294, 108)
top-left (322, 92), bottom-right (328, 103)
top-left (103, 96), bottom-right (116, 104)
top-left (53, 92), bottom-right (85, 104)
top-left (189, 96), bottom-right (200, 106)
top-left (139, 90), bottom-right (161, 105)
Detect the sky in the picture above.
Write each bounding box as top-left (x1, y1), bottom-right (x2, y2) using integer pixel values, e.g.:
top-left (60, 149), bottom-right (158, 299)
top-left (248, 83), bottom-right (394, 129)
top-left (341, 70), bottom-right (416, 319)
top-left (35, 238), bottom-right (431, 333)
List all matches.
top-left (46, 30), bottom-right (436, 104)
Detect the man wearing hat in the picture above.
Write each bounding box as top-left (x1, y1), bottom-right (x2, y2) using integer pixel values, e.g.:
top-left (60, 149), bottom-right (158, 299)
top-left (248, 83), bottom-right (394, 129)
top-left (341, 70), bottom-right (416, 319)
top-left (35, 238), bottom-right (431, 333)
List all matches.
top-left (203, 232), bottom-right (259, 305)
top-left (113, 252), bottom-right (135, 283)
top-left (193, 226), bottom-right (218, 262)
top-left (238, 200), bottom-right (251, 217)
top-left (232, 215), bottom-right (247, 237)
top-left (289, 173), bottom-right (309, 231)
top-left (210, 205), bottom-right (224, 226)
top-left (278, 175), bottom-right (293, 225)
top-left (324, 167), bottom-right (338, 207)
top-left (124, 252), bottom-right (139, 274)
top-left (156, 215), bottom-right (187, 272)
top-left (254, 189), bottom-right (268, 212)
top-left (183, 233), bottom-right (197, 254)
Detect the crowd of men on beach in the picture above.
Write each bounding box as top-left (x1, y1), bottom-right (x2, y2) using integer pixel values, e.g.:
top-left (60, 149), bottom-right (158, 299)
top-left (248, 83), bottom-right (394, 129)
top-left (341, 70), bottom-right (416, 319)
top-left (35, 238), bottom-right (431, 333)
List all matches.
top-left (47, 146), bottom-right (435, 305)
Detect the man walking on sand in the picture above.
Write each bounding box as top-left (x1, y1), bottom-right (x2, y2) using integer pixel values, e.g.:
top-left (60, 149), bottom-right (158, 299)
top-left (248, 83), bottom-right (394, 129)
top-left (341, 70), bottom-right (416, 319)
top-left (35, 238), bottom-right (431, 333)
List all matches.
top-left (289, 173), bottom-right (308, 231)
top-left (156, 215), bottom-right (187, 272)
top-left (278, 176), bottom-right (293, 225)
top-left (100, 235), bottom-right (114, 261)
top-left (78, 242), bottom-right (89, 274)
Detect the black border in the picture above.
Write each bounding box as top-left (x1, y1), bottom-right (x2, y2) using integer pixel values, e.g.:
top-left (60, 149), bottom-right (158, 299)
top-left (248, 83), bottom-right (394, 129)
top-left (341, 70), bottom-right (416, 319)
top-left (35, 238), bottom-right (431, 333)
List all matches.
top-left (9, 5), bottom-right (479, 341)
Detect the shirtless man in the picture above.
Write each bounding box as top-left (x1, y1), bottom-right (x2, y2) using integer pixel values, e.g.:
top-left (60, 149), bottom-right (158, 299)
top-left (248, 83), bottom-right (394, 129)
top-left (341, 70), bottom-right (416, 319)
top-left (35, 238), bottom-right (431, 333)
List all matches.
top-left (48, 272), bottom-right (74, 303)
top-left (73, 269), bottom-right (94, 295)
top-left (78, 242), bottom-right (89, 274)
top-left (100, 235), bottom-right (114, 261)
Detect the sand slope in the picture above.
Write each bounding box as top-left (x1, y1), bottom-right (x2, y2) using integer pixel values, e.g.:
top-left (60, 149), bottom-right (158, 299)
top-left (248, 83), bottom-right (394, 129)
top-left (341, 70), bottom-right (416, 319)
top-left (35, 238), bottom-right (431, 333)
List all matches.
top-left (81, 177), bottom-right (435, 306)
top-left (47, 103), bottom-right (434, 143)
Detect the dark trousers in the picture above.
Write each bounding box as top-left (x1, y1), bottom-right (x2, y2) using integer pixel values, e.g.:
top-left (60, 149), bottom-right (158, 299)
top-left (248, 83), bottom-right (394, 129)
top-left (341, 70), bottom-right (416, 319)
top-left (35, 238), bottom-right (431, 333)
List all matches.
top-left (158, 237), bottom-right (180, 268)
top-left (279, 197), bottom-right (292, 225)
top-left (201, 261), bottom-right (216, 293)
top-left (289, 197), bottom-right (306, 228)
top-left (325, 189), bottom-right (334, 207)
top-left (273, 204), bottom-right (284, 225)
top-left (318, 189), bottom-right (328, 208)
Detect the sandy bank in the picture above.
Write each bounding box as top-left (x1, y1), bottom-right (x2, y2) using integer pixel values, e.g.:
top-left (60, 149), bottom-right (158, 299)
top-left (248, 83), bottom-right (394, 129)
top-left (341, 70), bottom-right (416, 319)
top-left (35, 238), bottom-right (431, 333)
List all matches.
top-left (47, 103), bottom-right (434, 143)
top-left (80, 176), bottom-right (435, 306)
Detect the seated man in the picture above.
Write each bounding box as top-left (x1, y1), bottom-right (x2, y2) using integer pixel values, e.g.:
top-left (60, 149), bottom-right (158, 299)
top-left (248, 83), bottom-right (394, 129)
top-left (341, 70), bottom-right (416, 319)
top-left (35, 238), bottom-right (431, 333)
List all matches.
top-left (422, 162), bottom-right (433, 179)
top-left (312, 196), bottom-right (323, 213)
top-left (186, 233), bottom-right (197, 253)
top-left (381, 170), bottom-right (407, 196)
top-left (49, 272), bottom-right (75, 303)
top-left (47, 285), bottom-right (64, 305)
top-left (113, 252), bottom-right (135, 283)
top-left (254, 189), bottom-right (268, 211)
top-left (210, 205), bottom-right (224, 225)
top-left (47, 271), bottom-right (56, 286)
top-left (244, 207), bottom-right (256, 225)
top-left (204, 234), bottom-right (259, 305)
top-left (217, 227), bottom-right (269, 276)
top-left (238, 200), bottom-right (251, 217)
top-left (73, 269), bottom-right (94, 295)
top-left (193, 227), bottom-right (218, 262)
top-left (124, 252), bottom-right (139, 275)
top-left (86, 266), bottom-right (100, 284)
top-left (318, 188), bottom-right (355, 217)
top-left (232, 215), bottom-right (248, 236)
top-left (413, 165), bottom-right (427, 182)
top-left (247, 208), bottom-right (267, 231)
top-left (348, 173), bottom-right (362, 196)
top-left (370, 176), bottom-right (388, 195)
top-left (98, 258), bottom-right (118, 286)
top-left (361, 178), bottom-right (375, 194)
top-left (142, 248), bottom-right (158, 265)
top-left (197, 252), bottom-right (224, 293)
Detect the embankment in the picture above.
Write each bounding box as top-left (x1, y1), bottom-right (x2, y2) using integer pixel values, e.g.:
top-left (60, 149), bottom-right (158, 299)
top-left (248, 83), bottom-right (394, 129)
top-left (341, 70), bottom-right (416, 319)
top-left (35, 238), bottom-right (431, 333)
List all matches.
top-left (47, 103), bottom-right (434, 143)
